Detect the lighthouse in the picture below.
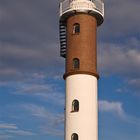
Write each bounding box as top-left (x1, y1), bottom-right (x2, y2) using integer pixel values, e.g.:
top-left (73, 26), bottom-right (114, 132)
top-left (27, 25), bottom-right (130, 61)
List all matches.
top-left (59, 0), bottom-right (104, 140)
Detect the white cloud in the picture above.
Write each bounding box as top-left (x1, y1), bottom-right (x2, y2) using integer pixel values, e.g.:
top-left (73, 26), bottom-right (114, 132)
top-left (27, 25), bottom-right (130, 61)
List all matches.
top-left (127, 79), bottom-right (140, 87)
top-left (0, 123), bottom-right (17, 129)
top-left (102, 0), bottom-right (140, 38)
top-left (41, 127), bottom-right (63, 136)
top-left (22, 104), bottom-right (64, 124)
top-left (0, 122), bottom-right (35, 137)
top-left (98, 39), bottom-right (140, 77)
top-left (126, 78), bottom-right (140, 95)
top-left (99, 100), bottom-right (125, 118)
top-left (23, 104), bottom-right (49, 118)
top-left (98, 38), bottom-right (140, 93)
top-left (14, 78), bottom-right (65, 106)
top-left (99, 100), bottom-right (140, 126)
top-left (0, 42), bottom-right (61, 72)
top-left (18, 84), bottom-right (53, 95)
top-left (22, 104), bottom-right (64, 136)
top-left (0, 135), bottom-right (13, 140)
top-left (7, 130), bottom-right (34, 136)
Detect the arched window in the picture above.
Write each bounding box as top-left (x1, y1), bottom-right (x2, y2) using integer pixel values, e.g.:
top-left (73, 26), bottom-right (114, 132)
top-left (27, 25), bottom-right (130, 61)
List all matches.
top-left (71, 133), bottom-right (78, 140)
top-left (73, 23), bottom-right (80, 34)
top-left (72, 100), bottom-right (79, 112)
top-left (73, 58), bottom-right (80, 69)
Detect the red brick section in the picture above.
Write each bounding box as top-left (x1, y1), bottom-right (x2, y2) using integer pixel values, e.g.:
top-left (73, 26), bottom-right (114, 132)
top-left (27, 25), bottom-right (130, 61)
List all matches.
top-left (64, 14), bottom-right (99, 80)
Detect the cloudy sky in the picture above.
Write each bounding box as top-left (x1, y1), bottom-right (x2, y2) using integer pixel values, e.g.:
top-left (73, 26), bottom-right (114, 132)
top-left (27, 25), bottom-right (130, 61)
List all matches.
top-left (0, 0), bottom-right (139, 140)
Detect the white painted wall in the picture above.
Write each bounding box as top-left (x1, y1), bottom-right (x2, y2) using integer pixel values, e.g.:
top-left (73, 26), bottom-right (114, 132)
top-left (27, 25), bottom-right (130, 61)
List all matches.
top-left (65, 74), bottom-right (98, 140)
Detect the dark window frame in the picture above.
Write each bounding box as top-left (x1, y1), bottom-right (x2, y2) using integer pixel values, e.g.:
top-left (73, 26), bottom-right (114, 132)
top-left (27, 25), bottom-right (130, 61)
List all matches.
top-left (73, 23), bottom-right (80, 34)
top-left (72, 99), bottom-right (79, 112)
top-left (71, 133), bottom-right (78, 140)
top-left (73, 58), bottom-right (80, 70)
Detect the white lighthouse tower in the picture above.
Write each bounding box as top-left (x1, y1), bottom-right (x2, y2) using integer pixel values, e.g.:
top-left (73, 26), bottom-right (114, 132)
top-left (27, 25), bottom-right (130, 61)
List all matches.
top-left (59, 0), bottom-right (104, 140)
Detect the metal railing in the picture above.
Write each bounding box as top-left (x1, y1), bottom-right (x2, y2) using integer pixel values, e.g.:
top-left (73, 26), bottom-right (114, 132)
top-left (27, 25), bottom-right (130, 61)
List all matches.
top-left (60, 0), bottom-right (104, 17)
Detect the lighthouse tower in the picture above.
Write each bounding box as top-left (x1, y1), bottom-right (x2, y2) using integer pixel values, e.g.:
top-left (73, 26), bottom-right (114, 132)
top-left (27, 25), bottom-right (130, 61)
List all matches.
top-left (59, 0), bottom-right (104, 140)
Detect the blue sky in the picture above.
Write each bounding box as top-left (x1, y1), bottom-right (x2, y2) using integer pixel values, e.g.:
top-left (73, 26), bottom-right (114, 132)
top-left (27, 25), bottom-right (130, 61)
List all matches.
top-left (0, 0), bottom-right (140, 140)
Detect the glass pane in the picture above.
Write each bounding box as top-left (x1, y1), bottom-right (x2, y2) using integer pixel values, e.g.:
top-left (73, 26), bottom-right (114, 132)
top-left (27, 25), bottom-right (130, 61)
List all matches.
top-left (73, 23), bottom-right (80, 34)
top-left (72, 133), bottom-right (78, 140)
top-left (72, 100), bottom-right (79, 112)
top-left (73, 58), bottom-right (80, 69)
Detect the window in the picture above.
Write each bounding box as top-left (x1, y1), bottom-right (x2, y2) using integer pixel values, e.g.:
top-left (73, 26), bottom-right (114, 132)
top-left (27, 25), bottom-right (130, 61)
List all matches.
top-left (72, 100), bottom-right (79, 112)
top-left (73, 58), bottom-right (80, 69)
top-left (71, 133), bottom-right (78, 140)
top-left (73, 23), bottom-right (80, 34)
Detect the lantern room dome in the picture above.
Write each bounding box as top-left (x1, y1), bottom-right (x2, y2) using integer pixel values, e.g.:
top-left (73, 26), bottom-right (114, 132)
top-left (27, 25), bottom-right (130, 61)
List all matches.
top-left (59, 0), bottom-right (104, 26)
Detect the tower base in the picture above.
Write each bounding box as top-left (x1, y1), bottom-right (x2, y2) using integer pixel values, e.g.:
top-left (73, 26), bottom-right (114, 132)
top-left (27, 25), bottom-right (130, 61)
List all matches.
top-left (65, 74), bottom-right (98, 140)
